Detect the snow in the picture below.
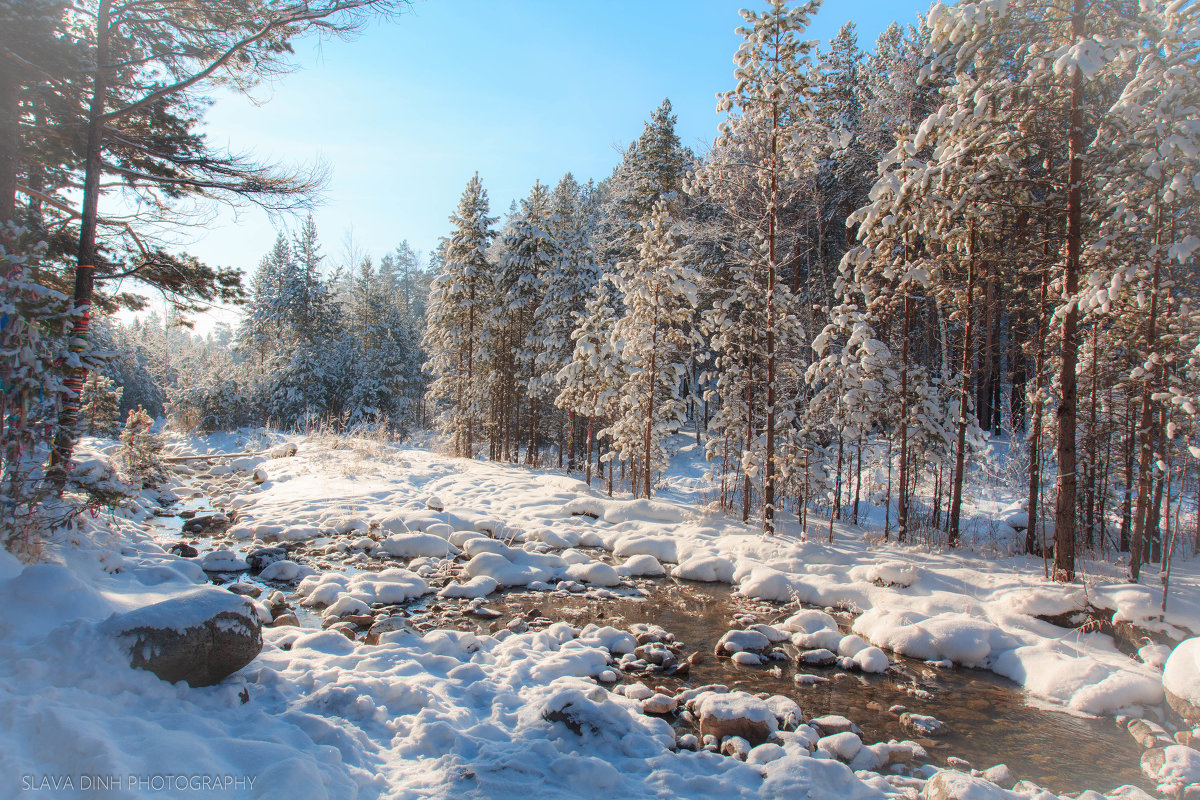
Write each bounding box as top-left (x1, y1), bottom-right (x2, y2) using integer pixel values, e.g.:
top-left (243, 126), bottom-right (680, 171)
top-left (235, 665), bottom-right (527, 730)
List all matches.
top-left (818, 731), bottom-right (863, 761)
top-left (694, 691), bottom-right (779, 731)
top-left (565, 560), bottom-right (622, 587)
top-left (1163, 638), bottom-right (1200, 706)
top-left (381, 532), bottom-right (459, 558)
top-left (717, 629), bottom-right (772, 654)
top-left (256, 559), bottom-right (316, 582)
top-left (853, 646), bottom-right (891, 674)
top-left (4, 430), bottom-right (1198, 800)
top-left (1145, 745), bottom-right (1200, 795)
top-left (672, 552), bottom-right (736, 583)
top-left (620, 553), bottom-right (665, 576)
top-left (199, 549), bottom-right (250, 572)
top-left (438, 575), bottom-right (499, 598)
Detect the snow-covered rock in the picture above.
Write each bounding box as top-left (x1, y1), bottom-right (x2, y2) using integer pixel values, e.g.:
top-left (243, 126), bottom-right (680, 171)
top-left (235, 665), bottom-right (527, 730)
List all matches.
top-left (621, 553), bottom-right (665, 577)
top-left (1164, 638), bottom-right (1200, 722)
top-left (695, 691), bottom-right (778, 746)
top-left (716, 629), bottom-right (771, 655)
top-left (257, 559), bottom-right (315, 582)
top-left (381, 533), bottom-right (458, 559)
top-left (199, 549), bottom-right (249, 572)
top-left (100, 587), bottom-right (262, 687)
top-left (1141, 745), bottom-right (1200, 795)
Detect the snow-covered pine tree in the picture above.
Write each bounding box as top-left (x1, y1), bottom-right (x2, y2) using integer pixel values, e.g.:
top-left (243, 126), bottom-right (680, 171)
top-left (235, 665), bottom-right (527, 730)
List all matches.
top-left (533, 173), bottom-right (602, 466)
top-left (345, 256), bottom-right (421, 432)
top-left (599, 99), bottom-right (692, 268)
top-left (489, 180), bottom-right (557, 464)
top-left (79, 373), bottom-right (122, 437)
top-left (693, 0), bottom-right (819, 533)
top-left (608, 202), bottom-right (698, 498)
top-left (118, 406), bottom-right (163, 488)
top-left (424, 173), bottom-right (497, 457)
top-left (556, 273), bottom-right (625, 486)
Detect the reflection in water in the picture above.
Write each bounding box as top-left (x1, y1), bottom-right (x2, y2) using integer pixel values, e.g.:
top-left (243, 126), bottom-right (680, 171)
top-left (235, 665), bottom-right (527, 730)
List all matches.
top-left (153, 483), bottom-right (1149, 797)
top-left (492, 579), bottom-right (1149, 796)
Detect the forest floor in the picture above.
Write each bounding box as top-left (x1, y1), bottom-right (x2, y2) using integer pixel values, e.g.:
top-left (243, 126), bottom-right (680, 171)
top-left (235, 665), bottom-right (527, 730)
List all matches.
top-left (1, 428), bottom-right (1198, 799)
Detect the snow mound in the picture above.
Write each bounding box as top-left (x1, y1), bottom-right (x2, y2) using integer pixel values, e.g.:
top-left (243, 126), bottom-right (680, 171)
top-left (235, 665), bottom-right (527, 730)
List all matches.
top-left (671, 553), bottom-right (735, 583)
top-left (438, 575), bottom-right (499, 598)
top-left (297, 568), bottom-right (430, 608)
top-left (1163, 638), bottom-right (1200, 712)
top-left (853, 608), bottom-right (1018, 668)
top-left (779, 609), bottom-right (840, 635)
top-left (565, 561), bottom-right (622, 587)
top-left (381, 533), bottom-right (459, 559)
top-left (737, 565), bottom-right (796, 601)
top-left (199, 550), bottom-right (249, 572)
top-left (257, 559), bottom-right (316, 582)
top-left (620, 554), bottom-right (665, 577)
top-left (463, 549), bottom-right (566, 587)
top-left (856, 561), bottom-right (918, 587)
top-left (612, 533), bottom-right (679, 564)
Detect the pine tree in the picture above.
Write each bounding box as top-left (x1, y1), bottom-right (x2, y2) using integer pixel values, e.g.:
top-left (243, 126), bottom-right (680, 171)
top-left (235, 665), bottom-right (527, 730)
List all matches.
top-left (556, 274), bottom-right (625, 486)
top-left (693, 0), bottom-right (820, 532)
top-left (79, 373), bottom-right (122, 436)
top-left (608, 202), bottom-right (699, 497)
top-left (424, 173), bottom-right (496, 457)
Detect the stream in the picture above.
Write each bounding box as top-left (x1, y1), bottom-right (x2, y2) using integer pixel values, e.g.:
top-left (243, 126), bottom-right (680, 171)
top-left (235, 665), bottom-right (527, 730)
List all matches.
top-left (153, 474), bottom-right (1153, 797)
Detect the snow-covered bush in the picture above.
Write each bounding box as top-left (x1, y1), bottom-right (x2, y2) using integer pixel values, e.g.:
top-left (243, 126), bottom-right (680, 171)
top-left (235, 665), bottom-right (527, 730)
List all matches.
top-left (0, 235), bottom-right (78, 553)
top-left (119, 406), bottom-right (164, 487)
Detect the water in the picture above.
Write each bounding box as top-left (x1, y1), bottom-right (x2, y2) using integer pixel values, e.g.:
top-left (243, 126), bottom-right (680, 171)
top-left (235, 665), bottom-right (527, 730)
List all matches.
top-left (153, 477), bottom-right (1151, 797)
top-left (489, 579), bottom-right (1151, 796)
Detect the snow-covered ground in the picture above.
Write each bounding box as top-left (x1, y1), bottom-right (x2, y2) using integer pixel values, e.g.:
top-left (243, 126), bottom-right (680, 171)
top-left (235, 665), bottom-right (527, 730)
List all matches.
top-left (1, 429), bottom-right (1197, 799)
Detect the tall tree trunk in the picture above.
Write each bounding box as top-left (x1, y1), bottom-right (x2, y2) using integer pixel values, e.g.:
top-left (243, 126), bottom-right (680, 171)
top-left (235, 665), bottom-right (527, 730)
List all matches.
top-left (898, 279), bottom-right (912, 543)
top-left (764, 96), bottom-right (779, 535)
top-left (1052, 0), bottom-right (1087, 582)
top-left (642, 295), bottom-right (659, 500)
top-left (1131, 211), bottom-right (1163, 580)
top-left (51, 0), bottom-right (112, 477)
top-left (0, 58), bottom-right (18, 227)
top-left (852, 432), bottom-right (862, 525)
top-left (1027, 268), bottom-right (1049, 555)
top-left (948, 228), bottom-right (977, 546)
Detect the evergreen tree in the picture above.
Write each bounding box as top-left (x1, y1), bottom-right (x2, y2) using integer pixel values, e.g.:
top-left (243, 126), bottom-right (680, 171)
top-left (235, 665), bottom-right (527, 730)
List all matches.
top-left (608, 203), bottom-right (699, 497)
top-left (79, 373), bottom-right (122, 436)
top-left (424, 174), bottom-right (496, 457)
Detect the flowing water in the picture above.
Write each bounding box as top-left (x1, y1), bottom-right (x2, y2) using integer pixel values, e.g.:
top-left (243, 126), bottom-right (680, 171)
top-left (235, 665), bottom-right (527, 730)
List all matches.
top-left (155, 479), bottom-right (1151, 797)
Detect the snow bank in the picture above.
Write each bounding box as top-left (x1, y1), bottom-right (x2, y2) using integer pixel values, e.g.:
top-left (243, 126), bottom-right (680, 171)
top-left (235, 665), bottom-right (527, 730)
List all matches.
top-left (562, 496), bottom-right (684, 524)
top-left (853, 608), bottom-right (1018, 668)
top-left (992, 642), bottom-right (1164, 714)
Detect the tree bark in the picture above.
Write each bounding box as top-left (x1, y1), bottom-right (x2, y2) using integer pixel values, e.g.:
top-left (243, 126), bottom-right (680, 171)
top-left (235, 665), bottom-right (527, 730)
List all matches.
top-left (1052, 0), bottom-right (1087, 582)
top-left (948, 228), bottom-right (977, 546)
top-left (50, 0), bottom-right (112, 478)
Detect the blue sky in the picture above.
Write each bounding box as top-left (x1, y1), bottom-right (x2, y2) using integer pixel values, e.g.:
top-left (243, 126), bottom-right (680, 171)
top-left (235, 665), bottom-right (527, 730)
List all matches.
top-left (181, 0), bottom-right (933, 318)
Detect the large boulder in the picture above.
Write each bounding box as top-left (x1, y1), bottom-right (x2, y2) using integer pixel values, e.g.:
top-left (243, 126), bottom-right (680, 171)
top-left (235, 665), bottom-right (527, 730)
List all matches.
top-left (1165, 639), bottom-right (1200, 723)
top-left (101, 588), bottom-right (262, 687)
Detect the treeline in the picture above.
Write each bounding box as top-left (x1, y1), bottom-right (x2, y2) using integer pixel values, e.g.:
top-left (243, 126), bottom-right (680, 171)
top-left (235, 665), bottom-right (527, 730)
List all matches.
top-left (0, 0), bottom-right (400, 546)
top-left (425, 0), bottom-right (1200, 583)
top-left (90, 218), bottom-right (431, 435)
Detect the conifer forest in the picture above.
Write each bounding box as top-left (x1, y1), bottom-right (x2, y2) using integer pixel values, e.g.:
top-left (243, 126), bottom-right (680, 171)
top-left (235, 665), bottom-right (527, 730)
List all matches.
top-left (3, 1), bottom-right (1200, 798)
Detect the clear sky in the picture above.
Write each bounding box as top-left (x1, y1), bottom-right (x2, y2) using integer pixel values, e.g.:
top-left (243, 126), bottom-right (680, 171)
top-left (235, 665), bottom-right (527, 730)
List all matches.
top-left (173, 0), bottom-right (934, 326)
